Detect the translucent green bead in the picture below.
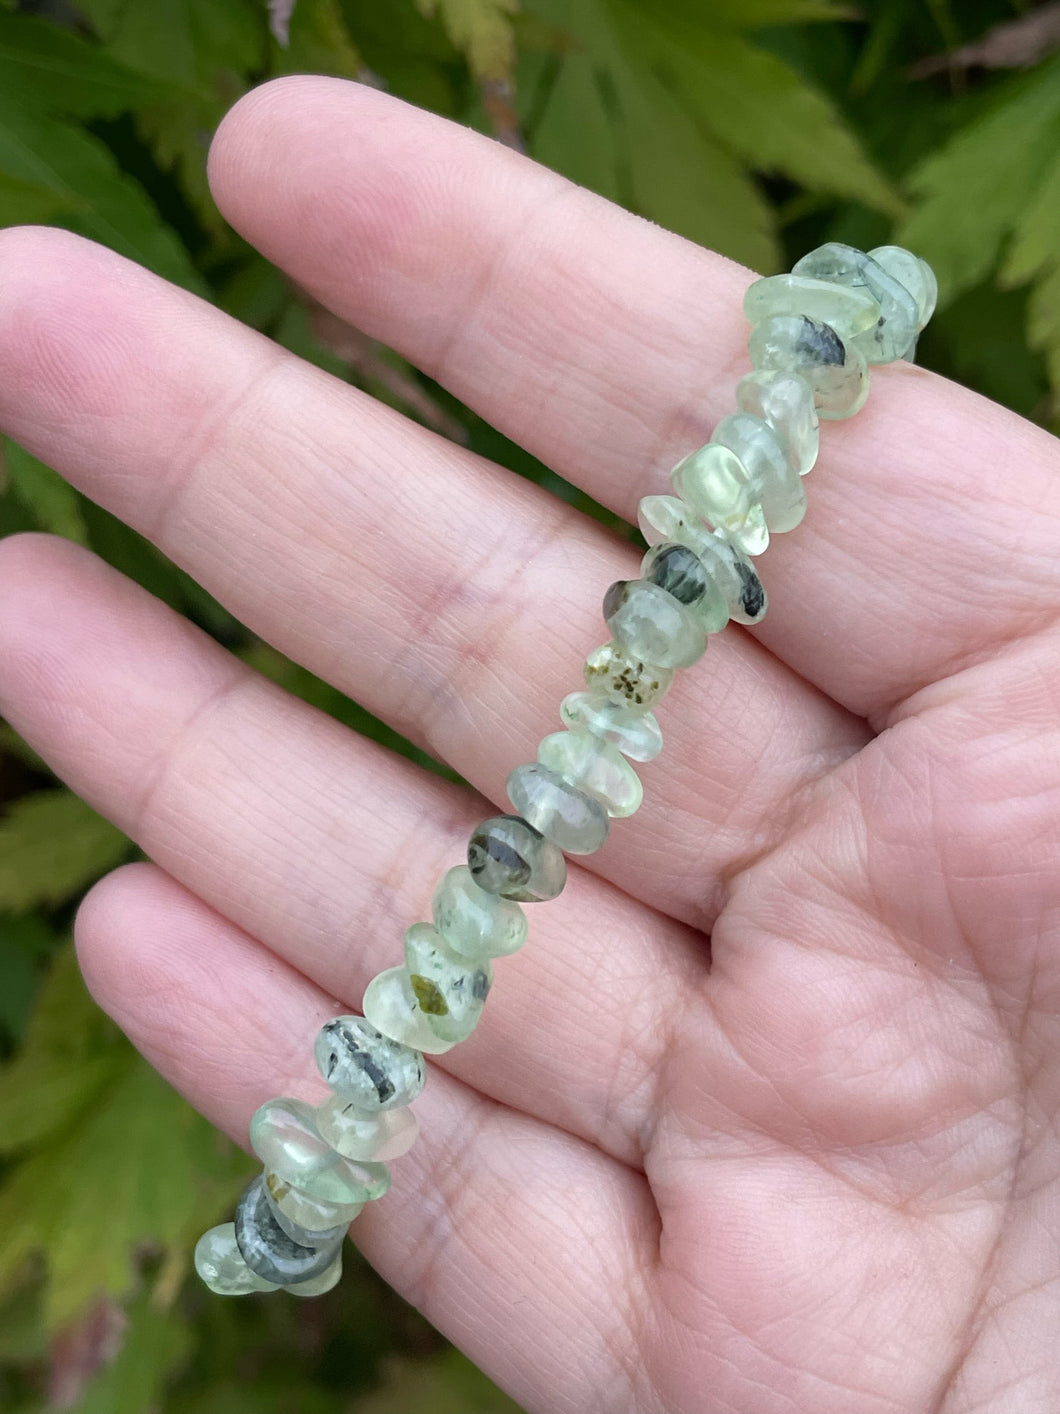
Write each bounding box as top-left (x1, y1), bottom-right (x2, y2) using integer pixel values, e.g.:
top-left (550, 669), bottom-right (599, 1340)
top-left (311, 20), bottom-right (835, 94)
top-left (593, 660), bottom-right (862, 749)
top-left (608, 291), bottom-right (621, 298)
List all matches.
top-left (288, 1249), bottom-right (343, 1297)
top-left (743, 273), bottom-right (880, 340)
top-left (235, 1174), bottom-right (343, 1285)
top-left (711, 413), bottom-right (806, 533)
top-left (641, 542), bottom-right (728, 633)
top-left (313, 1015), bottom-right (426, 1112)
top-left (868, 245), bottom-right (937, 330)
top-left (316, 1096), bottom-right (419, 1162)
top-left (636, 497), bottom-right (767, 625)
top-left (250, 1097), bottom-right (390, 1205)
top-left (432, 865), bottom-right (527, 960)
top-left (363, 966), bottom-right (456, 1054)
top-left (735, 370), bottom-right (819, 476)
top-left (583, 641), bottom-right (673, 710)
top-left (467, 814), bottom-right (566, 902)
top-left (749, 315), bottom-right (869, 420)
top-left (263, 1170), bottom-right (361, 1244)
top-left (507, 762), bottom-right (610, 853)
top-left (195, 1223), bottom-right (280, 1296)
top-left (603, 579), bottom-right (707, 669)
top-left (792, 242), bottom-right (918, 365)
top-left (670, 442), bottom-right (768, 555)
top-left (560, 691), bottom-right (662, 763)
top-left (404, 922), bottom-right (492, 1043)
top-left (538, 729), bottom-right (643, 819)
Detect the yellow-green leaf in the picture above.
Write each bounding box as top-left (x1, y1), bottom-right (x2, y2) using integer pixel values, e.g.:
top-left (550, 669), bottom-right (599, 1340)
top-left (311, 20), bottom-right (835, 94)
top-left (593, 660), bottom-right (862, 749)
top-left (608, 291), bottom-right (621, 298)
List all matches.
top-left (0, 792), bottom-right (131, 913)
top-left (272, 0), bottom-right (363, 77)
top-left (70, 1295), bottom-right (191, 1414)
top-left (356, 1348), bottom-right (525, 1414)
top-left (418, 0), bottom-right (518, 80)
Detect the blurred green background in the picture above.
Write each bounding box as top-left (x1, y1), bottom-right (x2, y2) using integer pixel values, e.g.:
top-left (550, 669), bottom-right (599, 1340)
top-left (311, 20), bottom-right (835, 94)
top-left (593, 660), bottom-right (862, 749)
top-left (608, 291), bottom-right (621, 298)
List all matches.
top-left (0, 0), bottom-right (1057, 1409)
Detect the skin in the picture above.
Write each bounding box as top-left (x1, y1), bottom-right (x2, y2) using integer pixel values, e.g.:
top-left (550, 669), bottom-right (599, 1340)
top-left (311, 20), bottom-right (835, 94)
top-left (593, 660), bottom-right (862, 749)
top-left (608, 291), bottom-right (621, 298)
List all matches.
top-left (0, 75), bottom-right (1059, 1414)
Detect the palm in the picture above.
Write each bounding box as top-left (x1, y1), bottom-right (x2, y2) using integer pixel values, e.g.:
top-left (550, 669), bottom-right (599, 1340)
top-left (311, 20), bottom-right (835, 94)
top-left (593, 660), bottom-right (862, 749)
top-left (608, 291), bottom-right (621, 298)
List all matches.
top-left (1, 77), bottom-right (1058, 1414)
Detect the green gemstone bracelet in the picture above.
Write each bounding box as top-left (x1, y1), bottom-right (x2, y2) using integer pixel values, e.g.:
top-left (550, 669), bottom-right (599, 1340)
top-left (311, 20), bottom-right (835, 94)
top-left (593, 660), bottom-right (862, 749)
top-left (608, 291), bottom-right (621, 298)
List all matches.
top-left (193, 241), bottom-right (939, 1297)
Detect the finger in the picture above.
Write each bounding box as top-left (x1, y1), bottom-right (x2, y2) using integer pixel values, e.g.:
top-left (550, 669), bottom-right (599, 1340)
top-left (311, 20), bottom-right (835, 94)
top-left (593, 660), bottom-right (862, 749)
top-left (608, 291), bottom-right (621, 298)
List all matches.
top-left (0, 532), bottom-right (701, 1166)
top-left (75, 861), bottom-right (654, 1414)
top-left (0, 227), bottom-right (865, 931)
top-left (208, 76), bottom-right (1060, 723)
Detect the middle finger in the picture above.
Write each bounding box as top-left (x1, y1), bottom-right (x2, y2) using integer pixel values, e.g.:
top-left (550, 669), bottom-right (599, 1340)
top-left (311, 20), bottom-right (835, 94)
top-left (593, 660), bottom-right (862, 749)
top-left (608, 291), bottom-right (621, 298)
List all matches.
top-left (0, 226), bottom-right (867, 928)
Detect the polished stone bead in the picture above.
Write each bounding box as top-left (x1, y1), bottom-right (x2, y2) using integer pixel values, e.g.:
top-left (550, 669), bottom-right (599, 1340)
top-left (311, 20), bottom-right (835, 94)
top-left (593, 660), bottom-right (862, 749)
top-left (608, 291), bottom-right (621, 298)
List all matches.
top-left (195, 1223), bottom-right (280, 1295)
top-left (404, 921), bottom-right (492, 1043)
top-left (749, 314), bottom-right (869, 420)
top-left (313, 1015), bottom-right (426, 1112)
top-left (792, 242), bottom-right (919, 365)
top-left (735, 370), bottom-right (819, 476)
top-left (507, 761), bottom-right (610, 853)
top-left (235, 1174), bottom-right (343, 1285)
top-left (743, 272), bottom-right (880, 339)
top-left (636, 497), bottom-right (767, 625)
top-left (432, 865), bottom-right (527, 960)
top-left (711, 412), bottom-right (806, 533)
top-left (250, 1097), bottom-right (390, 1205)
top-left (288, 1249), bottom-right (343, 1297)
top-left (538, 729), bottom-right (643, 818)
top-left (467, 814), bottom-right (566, 902)
top-left (316, 1096), bottom-right (420, 1162)
top-left (868, 245), bottom-right (937, 329)
top-left (559, 691), bottom-right (662, 763)
top-left (641, 542), bottom-right (728, 633)
top-left (603, 579), bottom-right (707, 669)
top-left (263, 1170), bottom-right (360, 1245)
top-left (670, 442), bottom-right (769, 555)
top-left (362, 966), bottom-right (456, 1054)
top-left (583, 641), bottom-right (674, 710)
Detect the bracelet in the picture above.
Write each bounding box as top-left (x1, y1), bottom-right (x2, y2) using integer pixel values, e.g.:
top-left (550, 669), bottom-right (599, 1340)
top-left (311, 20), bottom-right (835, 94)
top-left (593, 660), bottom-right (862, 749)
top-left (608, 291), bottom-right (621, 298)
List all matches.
top-left (193, 241), bottom-right (939, 1299)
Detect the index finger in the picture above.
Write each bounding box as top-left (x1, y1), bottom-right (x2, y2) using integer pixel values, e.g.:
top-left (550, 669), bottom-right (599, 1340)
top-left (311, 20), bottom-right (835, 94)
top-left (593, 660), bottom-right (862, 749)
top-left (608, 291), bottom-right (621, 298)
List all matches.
top-left (208, 76), bottom-right (1060, 723)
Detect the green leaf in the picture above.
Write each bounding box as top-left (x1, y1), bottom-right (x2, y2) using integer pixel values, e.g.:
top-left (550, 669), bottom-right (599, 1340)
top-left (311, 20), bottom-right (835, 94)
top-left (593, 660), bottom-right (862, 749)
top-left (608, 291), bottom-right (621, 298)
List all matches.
top-left (70, 1295), bottom-right (190, 1414)
top-left (417, 0), bottom-right (517, 80)
top-left (0, 913), bottom-right (59, 1046)
top-left (0, 10), bottom-right (165, 118)
top-left (645, 0), bottom-right (853, 25)
top-left (0, 169), bottom-right (77, 224)
top-left (603, 1), bottom-right (902, 219)
top-left (3, 440), bottom-right (88, 545)
top-left (272, 0), bottom-right (363, 78)
top-left (0, 98), bottom-right (204, 293)
top-left (356, 1348), bottom-right (525, 1414)
top-left (899, 55), bottom-right (1060, 302)
top-left (0, 723), bottom-right (49, 775)
top-left (999, 148), bottom-right (1060, 402)
top-left (0, 792), bottom-right (131, 913)
top-left (0, 948), bottom-right (252, 1330)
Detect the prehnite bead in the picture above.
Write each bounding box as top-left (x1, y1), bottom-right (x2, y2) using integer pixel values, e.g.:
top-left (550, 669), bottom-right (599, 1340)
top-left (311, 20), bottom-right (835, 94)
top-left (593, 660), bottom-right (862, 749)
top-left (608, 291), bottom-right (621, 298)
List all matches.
top-left (235, 1174), bottom-right (343, 1285)
top-left (263, 1170), bottom-right (359, 1245)
top-left (315, 1096), bottom-right (420, 1162)
top-left (313, 1015), bottom-right (426, 1112)
top-left (404, 922), bottom-right (492, 1043)
top-left (670, 442), bottom-right (769, 555)
top-left (538, 729), bottom-right (643, 818)
top-left (559, 691), bottom-right (662, 763)
top-left (641, 542), bottom-right (728, 633)
top-left (749, 314), bottom-right (869, 421)
top-left (467, 814), bottom-right (566, 902)
top-left (711, 412), bottom-right (806, 533)
top-left (603, 579), bottom-right (707, 669)
top-left (431, 865), bottom-right (528, 960)
top-left (249, 1097), bottom-right (390, 1205)
top-left (636, 496), bottom-right (767, 625)
top-left (743, 272), bottom-right (880, 340)
top-left (288, 1249), bottom-right (343, 1297)
top-left (735, 370), bottom-right (819, 476)
top-left (507, 761), bottom-right (610, 854)
top-left (583, 641), bottom-right (674, 710)
top-left (195, 1223), bottom-right (280, 1295)
top-left (362, 966), bottom-right (456, 1055)
top-left (792, 242), bottom-right (919, 365)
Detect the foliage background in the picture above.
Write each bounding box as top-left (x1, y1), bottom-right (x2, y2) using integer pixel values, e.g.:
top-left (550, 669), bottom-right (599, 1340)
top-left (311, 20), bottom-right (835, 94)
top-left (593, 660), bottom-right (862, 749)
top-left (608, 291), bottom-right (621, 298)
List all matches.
top-left (0, 0), bottom-right (1058, 1408)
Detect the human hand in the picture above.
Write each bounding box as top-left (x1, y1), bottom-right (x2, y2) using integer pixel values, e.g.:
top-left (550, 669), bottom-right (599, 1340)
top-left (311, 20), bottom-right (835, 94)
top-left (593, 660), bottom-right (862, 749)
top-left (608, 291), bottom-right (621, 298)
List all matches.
top-left (1, 76), bottom-right (1058, 1414)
